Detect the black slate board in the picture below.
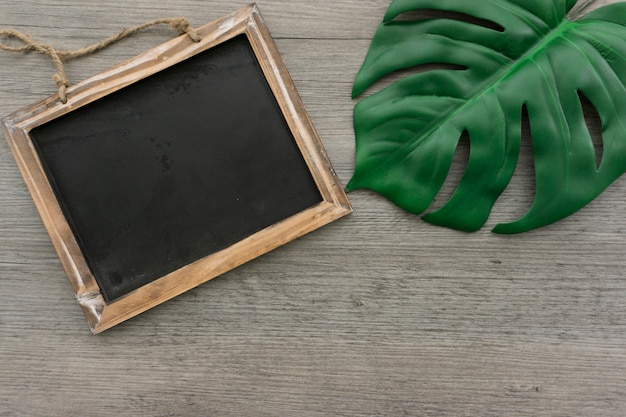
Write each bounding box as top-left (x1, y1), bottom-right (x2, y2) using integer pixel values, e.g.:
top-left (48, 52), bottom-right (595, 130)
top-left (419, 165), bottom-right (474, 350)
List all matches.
top-left (30, 35), bottom-right (323, 302)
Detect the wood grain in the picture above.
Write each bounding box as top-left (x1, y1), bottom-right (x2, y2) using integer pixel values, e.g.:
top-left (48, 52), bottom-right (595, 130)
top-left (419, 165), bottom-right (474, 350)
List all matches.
top-left (1, 1), bottom-right (625, 416)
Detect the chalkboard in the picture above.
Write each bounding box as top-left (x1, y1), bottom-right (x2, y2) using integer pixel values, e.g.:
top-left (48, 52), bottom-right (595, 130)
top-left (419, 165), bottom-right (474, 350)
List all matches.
top-left (30, 34), bottom-right (324, 302)
top-left (1, 5), bottom-right (351, 333)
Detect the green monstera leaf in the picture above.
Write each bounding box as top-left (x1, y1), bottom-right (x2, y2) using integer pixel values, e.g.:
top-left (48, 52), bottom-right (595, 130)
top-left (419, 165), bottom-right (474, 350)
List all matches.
top-left (348, 0), bottom-right (626, 233)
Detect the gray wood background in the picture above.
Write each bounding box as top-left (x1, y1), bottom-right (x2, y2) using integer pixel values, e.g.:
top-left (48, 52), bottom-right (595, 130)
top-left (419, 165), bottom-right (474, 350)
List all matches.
top-left (1, 1), bottom-right (625, 416)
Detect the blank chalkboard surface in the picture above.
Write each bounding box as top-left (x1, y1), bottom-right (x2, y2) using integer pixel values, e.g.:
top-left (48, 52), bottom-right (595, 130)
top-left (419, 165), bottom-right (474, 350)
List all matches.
top-left (2, 4), bottom-right (351, 333)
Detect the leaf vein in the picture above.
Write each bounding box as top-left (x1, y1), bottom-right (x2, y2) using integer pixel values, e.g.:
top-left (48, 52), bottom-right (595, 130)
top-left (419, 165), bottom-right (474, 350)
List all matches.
top-left (571, 27), bottom-right (626, 63)
top-left (535, 49), bottom-right (573, 156)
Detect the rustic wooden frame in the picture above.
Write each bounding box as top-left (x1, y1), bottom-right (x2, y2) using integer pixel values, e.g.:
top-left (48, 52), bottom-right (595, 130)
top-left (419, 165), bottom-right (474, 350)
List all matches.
top-left (0, 4), bottom-right (351, 334)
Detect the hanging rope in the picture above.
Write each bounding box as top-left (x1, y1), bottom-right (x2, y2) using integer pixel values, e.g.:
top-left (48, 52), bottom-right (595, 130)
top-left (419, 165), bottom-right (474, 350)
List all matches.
top-left (0, 18), bottom-right (201, 103)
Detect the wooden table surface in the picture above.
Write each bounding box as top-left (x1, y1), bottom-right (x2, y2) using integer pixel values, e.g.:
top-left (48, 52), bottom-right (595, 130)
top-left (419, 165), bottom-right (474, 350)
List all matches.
top-left (1, 1), bottom-right (625, 416)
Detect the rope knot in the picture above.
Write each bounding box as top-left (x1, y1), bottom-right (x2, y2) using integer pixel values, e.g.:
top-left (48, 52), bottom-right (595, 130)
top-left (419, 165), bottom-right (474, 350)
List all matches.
top-left (52, 73), bottom-right (69, 103)
top-left (171, 18), bottom-right (201, 43)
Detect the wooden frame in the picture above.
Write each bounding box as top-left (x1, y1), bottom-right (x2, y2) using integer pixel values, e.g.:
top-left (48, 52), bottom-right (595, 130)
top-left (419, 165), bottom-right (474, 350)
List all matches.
top-left (1, 4), bottom-right (351, 334)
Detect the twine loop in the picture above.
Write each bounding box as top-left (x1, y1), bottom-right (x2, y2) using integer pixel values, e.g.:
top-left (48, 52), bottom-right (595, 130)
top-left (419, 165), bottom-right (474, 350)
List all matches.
top-left (0, 17), bottom-right (202, 104)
